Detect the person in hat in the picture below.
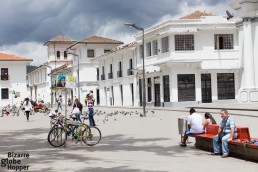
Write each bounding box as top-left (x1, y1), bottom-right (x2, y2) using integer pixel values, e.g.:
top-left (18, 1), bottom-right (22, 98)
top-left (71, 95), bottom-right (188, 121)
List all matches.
top-left (180, 108), bottom-right (205, 147)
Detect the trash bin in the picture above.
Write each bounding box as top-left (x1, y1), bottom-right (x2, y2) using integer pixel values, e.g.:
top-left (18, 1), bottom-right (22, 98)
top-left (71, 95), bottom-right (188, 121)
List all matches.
top-left (178, 117), bottom-right (188, 134)
top-left (178, 117), bottom-right (188, 142)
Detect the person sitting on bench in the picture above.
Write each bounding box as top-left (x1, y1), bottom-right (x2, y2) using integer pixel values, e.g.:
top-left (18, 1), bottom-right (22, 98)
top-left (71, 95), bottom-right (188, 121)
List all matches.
top-left (180, 108), bottom-right (205, 147)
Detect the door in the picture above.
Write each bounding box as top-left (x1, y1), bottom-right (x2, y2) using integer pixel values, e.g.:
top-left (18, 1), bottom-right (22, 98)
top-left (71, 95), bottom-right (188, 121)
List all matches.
top-left (154, 77), bottom-right (161, 106)
top-left (201, 74), bottom-right (212, 103)
top-left (96, 89), bottom-right (100, 105)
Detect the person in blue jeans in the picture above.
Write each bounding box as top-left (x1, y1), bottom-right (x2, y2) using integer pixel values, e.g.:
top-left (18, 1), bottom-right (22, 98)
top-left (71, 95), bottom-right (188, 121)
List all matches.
top-left (87, 92), bottom-right (95, 126)
top-left (212, 109), bottom-right (237, 158)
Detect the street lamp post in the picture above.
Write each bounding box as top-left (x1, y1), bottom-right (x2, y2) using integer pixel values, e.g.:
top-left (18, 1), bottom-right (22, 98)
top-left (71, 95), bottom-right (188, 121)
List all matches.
top-left (125, 23), bottom-right (146, 117)
top-left (67, 52), bottom-right (80, 101)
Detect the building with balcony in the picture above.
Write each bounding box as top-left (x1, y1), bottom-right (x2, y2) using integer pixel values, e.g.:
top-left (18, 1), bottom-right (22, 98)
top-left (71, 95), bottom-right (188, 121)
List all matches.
top-left (134, 11), bottom-right (240, 106)
top-left (66, 36), bottom-right (123, 104)
top-left (96, 43), bottom-right (137, 106)
top-left (95, 11), bottom-right (244, 107)
top-left (27, 35), bottom-right (75, 104)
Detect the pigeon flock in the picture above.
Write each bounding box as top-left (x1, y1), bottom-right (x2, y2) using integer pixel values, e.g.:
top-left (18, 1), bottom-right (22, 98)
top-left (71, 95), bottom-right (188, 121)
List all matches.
top-left (82, 109), bottom-right (156, 125)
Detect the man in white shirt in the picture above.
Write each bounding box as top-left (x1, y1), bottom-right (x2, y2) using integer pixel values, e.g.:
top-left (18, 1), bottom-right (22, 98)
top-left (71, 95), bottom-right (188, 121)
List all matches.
top-left (180, 108), bottom-right (204, 147)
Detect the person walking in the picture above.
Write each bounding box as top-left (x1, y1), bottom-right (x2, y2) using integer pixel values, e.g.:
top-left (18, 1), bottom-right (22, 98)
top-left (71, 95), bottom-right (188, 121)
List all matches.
top-left (57, 95), bottom-right (62, 111)
top-left (180, 108), bottom-right (204, 147)
top-left (212, 109), bottom-right (237, 158)
top-left (87, 93), bottom-right (96, 126)
top-left (23, 97), bottom-right (32, 121)
top-left (73, 98), bottom-right (83, 122)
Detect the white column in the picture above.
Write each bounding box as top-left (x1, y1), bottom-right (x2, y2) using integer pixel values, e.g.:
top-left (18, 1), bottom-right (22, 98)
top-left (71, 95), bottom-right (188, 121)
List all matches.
top-left (160, 75), bottom-right (164, 103)
top-left (243, 17), bottom-right (255, 89)
top-left (253, 23), bottom-right (258, 87)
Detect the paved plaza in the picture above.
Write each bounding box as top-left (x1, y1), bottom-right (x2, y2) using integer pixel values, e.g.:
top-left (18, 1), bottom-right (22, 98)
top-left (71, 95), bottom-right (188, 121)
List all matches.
top-left (0, 104), bottom-right (258, 172)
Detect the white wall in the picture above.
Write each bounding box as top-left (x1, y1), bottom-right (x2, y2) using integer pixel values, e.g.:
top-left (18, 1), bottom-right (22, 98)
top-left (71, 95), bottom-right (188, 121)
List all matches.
top-left (0, 62), bottom-right (28, 106)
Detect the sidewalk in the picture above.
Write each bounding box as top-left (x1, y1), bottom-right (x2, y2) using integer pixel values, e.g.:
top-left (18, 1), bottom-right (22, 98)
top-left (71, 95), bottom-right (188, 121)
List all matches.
top-left (0, 106), bottom-right (257, 172)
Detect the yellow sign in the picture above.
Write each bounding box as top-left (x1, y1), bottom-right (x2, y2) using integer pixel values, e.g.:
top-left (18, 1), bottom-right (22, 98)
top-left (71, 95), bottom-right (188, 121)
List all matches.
top-left (66, 76), bottom-right (76, 88)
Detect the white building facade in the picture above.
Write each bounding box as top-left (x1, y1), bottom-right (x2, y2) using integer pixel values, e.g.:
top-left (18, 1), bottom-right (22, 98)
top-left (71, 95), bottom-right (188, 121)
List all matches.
top-left (27, 35), bottom-right (75, 105)
top-left (97, 43), bottom-right (138, 106)
top-left (27, 35), bottom-right (123, 106)
top-left (0, 52), bottom-right (32, 106)
top-left (66, 36), bottom-right (123, 105)
top-left (97, 11), bottom-right (243, 107)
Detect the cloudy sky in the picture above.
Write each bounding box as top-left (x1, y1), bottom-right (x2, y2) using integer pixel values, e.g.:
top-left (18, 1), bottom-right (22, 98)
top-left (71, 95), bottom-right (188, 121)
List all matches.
top-left (0, 0), bottom-right (234, 65)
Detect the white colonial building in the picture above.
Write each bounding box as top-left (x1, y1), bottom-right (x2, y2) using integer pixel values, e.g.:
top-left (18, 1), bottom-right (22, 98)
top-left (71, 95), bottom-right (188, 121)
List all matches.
top-left (27, 35), bottom-right (123, 106)
top-left (97, 10), bottom-right (242, 107)
top-left (27, 35), bottom-right (75, 105)
top-left (0, 52), bottom-right (32, 106)
top-left (96, 43), bottom-right (138, 106)
top-left (65, 36), bottom-right (123, 105)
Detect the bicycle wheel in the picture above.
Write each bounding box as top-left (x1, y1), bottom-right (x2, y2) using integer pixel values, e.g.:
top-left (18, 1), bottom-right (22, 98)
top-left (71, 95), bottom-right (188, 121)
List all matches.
top-left (82, 126), bottom-right (101, 146)
top-left (12, 107), bottom-right (19, 116)
top-left (47, 127), bottom-right (66, 147)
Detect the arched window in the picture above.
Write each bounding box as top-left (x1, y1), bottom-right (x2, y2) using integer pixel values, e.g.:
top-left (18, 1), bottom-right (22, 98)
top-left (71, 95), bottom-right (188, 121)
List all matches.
top-left (64, 51), bottom-right (67, 59)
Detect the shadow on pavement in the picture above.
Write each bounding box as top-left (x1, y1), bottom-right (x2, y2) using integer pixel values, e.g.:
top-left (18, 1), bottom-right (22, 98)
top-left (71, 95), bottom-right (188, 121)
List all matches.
top-left (0, 127), bottom-right (197, 172)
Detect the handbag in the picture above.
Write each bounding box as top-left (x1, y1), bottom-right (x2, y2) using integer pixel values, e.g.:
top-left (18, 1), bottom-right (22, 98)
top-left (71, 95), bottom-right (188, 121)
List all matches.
top-left (72, 107), bottom-right (80, 114)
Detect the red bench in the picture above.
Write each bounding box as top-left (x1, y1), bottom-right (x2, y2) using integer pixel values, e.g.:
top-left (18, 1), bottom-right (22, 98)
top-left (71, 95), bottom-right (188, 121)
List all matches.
top-left (228, 127), bottom-right (258, 162)
top-left (193, 124), bottom-right (219, 152)
top-left (190, 124), bottom-right (258, 162)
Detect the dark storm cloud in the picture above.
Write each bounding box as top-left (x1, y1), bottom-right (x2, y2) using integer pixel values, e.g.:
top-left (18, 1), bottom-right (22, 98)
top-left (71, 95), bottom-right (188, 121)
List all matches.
top-left (0, 0), bottom-right (229, 46)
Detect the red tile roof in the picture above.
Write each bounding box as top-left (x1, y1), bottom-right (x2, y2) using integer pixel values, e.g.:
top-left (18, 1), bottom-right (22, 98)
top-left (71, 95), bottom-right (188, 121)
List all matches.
top-left (180, 10), bottom-right (214, 19)
top-left (80, 36), bottom-right (123, 44)
top-left (44, 35), bottom-right (76, 45)
top-left (0, 52), bottom-right (33, 61)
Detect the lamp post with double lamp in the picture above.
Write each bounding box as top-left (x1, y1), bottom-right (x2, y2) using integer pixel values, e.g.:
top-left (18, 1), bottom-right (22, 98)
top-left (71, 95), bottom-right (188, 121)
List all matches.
top-left (67, 52), bottom-right (80, 101)
top-left (125, 23), bottom-right (146, 117)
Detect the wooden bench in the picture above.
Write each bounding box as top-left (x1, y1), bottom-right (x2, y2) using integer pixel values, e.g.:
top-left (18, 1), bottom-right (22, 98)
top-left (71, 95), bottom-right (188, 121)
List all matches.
top-left (190, 124), bottom-right (258, 162)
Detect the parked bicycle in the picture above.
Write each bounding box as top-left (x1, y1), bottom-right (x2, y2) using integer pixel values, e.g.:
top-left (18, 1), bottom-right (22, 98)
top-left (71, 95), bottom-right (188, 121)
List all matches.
top-left (1, 104), bottom-right (20, 117)
top-left (48, 113), bottom-right (101, 147)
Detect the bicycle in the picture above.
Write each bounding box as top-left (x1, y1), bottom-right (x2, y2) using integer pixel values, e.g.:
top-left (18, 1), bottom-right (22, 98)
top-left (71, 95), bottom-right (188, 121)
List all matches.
top-left (1, 104), bottom-right (20, 116)
top-left (48, 114), bottom-right (101, 147)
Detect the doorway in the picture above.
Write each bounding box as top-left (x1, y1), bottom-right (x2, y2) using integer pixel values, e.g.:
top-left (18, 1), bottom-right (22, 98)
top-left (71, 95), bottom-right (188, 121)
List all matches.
top-left (201, 74), bottom-right (212, 103)
top-left (154, 77), bottom-right (161, 106)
